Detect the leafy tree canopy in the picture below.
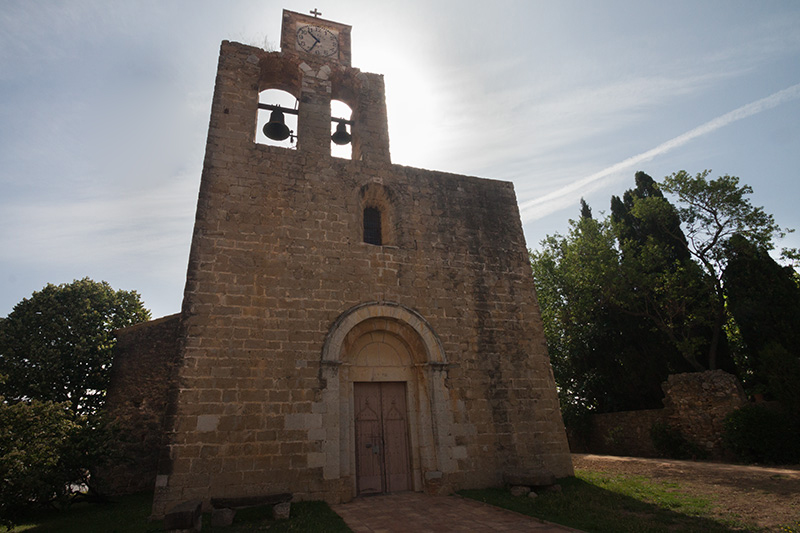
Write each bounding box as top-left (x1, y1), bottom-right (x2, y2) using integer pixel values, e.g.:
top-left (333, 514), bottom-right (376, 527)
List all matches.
top-left (0, 398), bottom-right (121, 526)
top-left (660, 170), bottom-right (788, 284)
top-left (610, 171), bottom-right (734, 373)
top-left (532, 170), bottom-right (795, 420)
top-left (531, 207), bottom-right (690, 416)
top-left (724, 234), bottom-right (800, 413)
top-left (659, 170), bottom-right (792, 368)
top-left (611, 171), bottom-right (690, 263)
top-left (0, 278), bottom-right (150, 415)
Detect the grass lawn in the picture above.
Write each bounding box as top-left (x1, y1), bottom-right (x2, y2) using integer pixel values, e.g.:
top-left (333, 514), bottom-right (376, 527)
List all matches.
top-left (5, 470), bottom-right (793, 532)
top-left (1, 493), bottom-right (352, 533)
top-left (1, 492), bottom-right (161, 533)
top-left (460, 469), bottom-right (754, 533)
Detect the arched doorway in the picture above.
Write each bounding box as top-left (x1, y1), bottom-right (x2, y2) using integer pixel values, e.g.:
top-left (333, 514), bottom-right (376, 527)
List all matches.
top-left (320, 302), bottom-right (453, 499)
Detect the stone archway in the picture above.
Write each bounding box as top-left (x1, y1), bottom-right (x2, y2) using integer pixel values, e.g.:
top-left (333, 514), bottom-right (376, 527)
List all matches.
top-left (319, 302), bottom-right (455, 500)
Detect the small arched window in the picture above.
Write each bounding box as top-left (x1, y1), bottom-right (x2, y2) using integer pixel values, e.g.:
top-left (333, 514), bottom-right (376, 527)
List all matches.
top-left (363, 207), bottom-right (382, 245)
top-left (359, 182), bottom-right (394, 246)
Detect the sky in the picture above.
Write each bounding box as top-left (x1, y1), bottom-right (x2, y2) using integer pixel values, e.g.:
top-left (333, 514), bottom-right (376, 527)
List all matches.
top-left (2, 0), bottom-right (800, 319)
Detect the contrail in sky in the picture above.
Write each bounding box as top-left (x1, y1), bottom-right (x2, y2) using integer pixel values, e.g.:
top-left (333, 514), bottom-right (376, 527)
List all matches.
top-left (520, 82), bottom-right (800, 222)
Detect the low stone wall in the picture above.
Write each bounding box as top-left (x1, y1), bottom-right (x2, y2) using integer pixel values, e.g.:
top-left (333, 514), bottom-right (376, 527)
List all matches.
top-left (99, 313), bottom-right (182, 494)
top-left (583, 370), bottom-right (747, 458)
top-left (588, 409), bottom-right (668, 458)
top-left (662, 370), bottom-right (747, 455)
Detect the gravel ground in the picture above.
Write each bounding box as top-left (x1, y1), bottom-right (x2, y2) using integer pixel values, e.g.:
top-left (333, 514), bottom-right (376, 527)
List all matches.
top-left (572, 453), bottom-right (800, 531)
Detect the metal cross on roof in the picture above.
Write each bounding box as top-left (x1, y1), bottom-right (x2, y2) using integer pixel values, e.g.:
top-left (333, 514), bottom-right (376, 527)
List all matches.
top-left (310, 8), bottom-right (322, 18)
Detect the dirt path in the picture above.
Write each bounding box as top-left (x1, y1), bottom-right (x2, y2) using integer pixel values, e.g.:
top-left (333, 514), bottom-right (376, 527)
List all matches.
top-left (573, 453), bottom-right (800, 531)
top-left (332, 492), bottom-right (582, 532)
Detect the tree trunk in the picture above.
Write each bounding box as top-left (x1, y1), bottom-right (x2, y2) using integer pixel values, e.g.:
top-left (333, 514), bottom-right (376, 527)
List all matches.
top-left (707, 296), bottom-right (726, 370)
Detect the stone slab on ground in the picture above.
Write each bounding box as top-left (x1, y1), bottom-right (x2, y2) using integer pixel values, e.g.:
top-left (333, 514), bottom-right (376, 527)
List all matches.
top-left (210, 493), bottom-right (292, 509)
top-left (164, 499), bottom-right (202, 532)
top-left (208, 492), bottom-right (293, 526)
top-left (272, 501), bottom-right (291, 520)
top-left (510, 485), bottom-right (531, 497)
top-left (211, 507), bottom-right (236, 527)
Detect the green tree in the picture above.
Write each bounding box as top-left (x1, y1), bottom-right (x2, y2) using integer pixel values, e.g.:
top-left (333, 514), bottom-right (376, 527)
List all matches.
top-left (0, 399), bottom-right (77, 525)
top-left (0, 278), bottom-right (150, 415)
top-left (0, 397), bottom-right (121, 525)
top-left (610, 172), bottom-right (733, 373)
top-left (532, 212), bottom-right (621, 414)
top-left (724, 234), bottom-right (800, 413)
top-left (660, 170), bottom-right (788, 369)
top-left (534, 171), bottom-right (795, 423)
top-left (532, 204), bottom-right (682, 416)
top-left (579, 197), bottom-right (593, 220)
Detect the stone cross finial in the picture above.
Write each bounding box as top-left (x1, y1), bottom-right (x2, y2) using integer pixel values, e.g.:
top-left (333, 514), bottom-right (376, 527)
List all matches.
top-left (310, 8), bottom-right (322, 18)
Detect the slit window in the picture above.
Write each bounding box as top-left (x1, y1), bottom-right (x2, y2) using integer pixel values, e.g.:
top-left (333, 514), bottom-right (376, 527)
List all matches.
top-left (363, 207), bottom-right (382, 245)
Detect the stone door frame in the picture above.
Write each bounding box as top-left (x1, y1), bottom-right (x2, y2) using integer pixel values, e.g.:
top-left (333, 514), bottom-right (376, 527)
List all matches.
top-left (320, 302), bottom-right (455, 499)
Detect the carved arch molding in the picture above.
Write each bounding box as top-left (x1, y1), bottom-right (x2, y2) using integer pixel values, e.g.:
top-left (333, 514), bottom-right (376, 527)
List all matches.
top-left (318, 302), bottom-right (456, 498)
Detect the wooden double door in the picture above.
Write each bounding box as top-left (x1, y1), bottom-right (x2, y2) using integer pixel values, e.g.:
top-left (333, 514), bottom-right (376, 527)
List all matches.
top-left (354, 382), bottom-right (411, 495)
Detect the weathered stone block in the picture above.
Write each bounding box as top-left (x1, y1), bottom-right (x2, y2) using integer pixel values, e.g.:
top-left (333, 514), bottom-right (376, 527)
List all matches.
top-left (196, 415), bottom-right (219, 432)
top-left (509, 485), bottom-right (531, 497)
top-left (272, 501), bottom-right (291, 520)
top-left (211, 507), bottom-right (236, 527)
top-left (164, 499), bottom-right (202, 532)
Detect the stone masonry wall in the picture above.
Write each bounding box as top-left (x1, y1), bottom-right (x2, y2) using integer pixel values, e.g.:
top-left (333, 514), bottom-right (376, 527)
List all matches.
top-left (149, 41), bottom-right (572, 517)
top-left (662, 370), bottom-right (747, 455)
top-left (585, 370), bottom-right (746, 458)
top-left (102, 314), bottom-right (182, 494)
top-left (587, 409), bottom-right (668, 458)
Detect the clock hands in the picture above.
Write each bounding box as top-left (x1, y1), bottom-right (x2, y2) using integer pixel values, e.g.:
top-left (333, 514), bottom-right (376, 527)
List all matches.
top-left (297, 25), bottom-right (336, 56)
top-left (307, 27), bottom-right (321, 51)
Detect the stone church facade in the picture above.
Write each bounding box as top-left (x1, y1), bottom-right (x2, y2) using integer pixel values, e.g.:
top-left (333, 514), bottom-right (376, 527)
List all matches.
top-left (105, 10), bottom-right (572, 518)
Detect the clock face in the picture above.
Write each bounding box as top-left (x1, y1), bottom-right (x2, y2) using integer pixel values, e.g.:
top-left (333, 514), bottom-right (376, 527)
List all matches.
top-left (296, 25), bottom-right (339, 58)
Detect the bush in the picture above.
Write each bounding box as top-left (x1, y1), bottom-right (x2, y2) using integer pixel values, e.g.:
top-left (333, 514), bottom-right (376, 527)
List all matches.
top-left (650, 421), bottom-right (706, 460)
top-left (758, 342), bottom-right (800, 416)
top-left (723, 403), bottom-right (800, 464)
top-left (0, 399), bottom-right (121, 526)
top-left (560, 404), bottom-right (594, 452)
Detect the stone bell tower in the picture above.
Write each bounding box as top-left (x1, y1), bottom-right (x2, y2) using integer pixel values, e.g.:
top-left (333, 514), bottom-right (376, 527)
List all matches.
top-left (150, 9), bottom-right (572, 517)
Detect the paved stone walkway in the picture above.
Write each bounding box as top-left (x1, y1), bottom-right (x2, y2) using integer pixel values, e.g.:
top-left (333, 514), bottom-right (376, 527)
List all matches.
top-left (331, 492), bottom-right (583, 532)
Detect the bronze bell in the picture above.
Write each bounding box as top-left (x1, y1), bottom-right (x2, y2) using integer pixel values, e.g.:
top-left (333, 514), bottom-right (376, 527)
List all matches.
top-left (263, 109), bottom-right (291, 141)
top-left (331, 121), bottom-right (352, 145)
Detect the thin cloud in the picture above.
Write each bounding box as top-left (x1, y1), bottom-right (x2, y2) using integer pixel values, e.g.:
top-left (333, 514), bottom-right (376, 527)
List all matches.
top-left (519, 81), bottom-right (800, 222)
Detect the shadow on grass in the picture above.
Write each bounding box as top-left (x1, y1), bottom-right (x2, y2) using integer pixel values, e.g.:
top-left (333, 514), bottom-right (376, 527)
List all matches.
top-left (459, 475), bottom-right (752, 533)
top-left (206, 500), bottom-right (351, 532)
top-left (3, 492), bottom-right (162, 533)
top-left (3, 494), bottom-right (351, 533)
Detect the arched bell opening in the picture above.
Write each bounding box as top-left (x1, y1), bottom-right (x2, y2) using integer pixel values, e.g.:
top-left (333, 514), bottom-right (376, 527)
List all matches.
top-left (256, 88), bottom-right (299, 149)
top-left (330, 72), bottom-right (362, 161)
top-left (331, 99), bottom-right (353, 160)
